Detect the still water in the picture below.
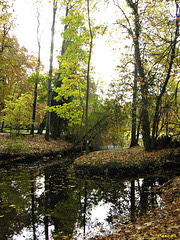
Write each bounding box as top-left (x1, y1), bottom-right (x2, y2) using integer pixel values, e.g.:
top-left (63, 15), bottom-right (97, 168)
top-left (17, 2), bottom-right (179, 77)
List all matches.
top-left (0, 156), bottom-right (179, 240)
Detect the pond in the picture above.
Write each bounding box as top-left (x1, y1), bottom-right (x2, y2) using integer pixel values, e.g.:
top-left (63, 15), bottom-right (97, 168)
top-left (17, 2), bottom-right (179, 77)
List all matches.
top-left (0, 156), bottom-right (179, 240)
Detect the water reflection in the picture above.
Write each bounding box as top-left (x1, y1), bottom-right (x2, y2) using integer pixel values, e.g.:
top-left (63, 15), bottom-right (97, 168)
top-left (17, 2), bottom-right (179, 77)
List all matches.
top-left (0, 159), bottom-right (178, 240)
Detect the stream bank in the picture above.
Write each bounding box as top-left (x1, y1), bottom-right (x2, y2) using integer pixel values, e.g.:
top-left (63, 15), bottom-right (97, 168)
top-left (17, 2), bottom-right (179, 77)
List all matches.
top-left (1, 134), bottom-right (180, 178)
top-left (0, 134), bottom-right (180, 239)
top-left (74, 146), bottom-right (180, 178)
top-left (0, 133), bottom-right (74, 167)
top-left (90, 176), bottom-right (180, 240)
top-left (0, 156), bottom-right (179, 240)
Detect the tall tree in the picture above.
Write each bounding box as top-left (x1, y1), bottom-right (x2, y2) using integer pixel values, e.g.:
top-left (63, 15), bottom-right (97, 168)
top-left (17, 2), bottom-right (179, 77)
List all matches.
top-left (50, 0), bottom-right (90, 141)
top-left (130, 57), bottom-right (138, 147)
top-left (45, 0), bottom-right (58, 140)
top-left (151, 0), bottom-right (180, 149)
top-left (113, 0), bottom-right (179, 150)
top-left (50, 0), bottom-right (102, 148)
top-left (31, 6), bottom-right (41, 136)
top-left (0, 3), bottom-right (35, 130)
top-left (51, 2), bottom-right (69, 140)
top-left (85, 0), bottom-right (93, 154)
top-left (130, 0), bottom-right (151, 151)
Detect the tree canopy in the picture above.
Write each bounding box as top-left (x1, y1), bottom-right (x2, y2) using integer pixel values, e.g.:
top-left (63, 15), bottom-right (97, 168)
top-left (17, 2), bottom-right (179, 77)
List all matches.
top-left (0, 0), bottom-right (179, 151)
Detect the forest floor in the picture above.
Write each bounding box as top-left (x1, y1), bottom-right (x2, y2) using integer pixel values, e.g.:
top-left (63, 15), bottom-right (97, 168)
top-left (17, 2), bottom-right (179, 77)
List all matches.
top-left (0, 133), bottom-right (73, 165)
top-left (0, 132), bottom-right (72, 154)
top-left (74, 146), bottom-right (180, 177)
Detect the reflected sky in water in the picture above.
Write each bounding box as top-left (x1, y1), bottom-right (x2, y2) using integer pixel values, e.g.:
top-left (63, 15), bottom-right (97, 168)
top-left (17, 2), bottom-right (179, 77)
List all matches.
top-left (0, 158), bottom-right (178, 239)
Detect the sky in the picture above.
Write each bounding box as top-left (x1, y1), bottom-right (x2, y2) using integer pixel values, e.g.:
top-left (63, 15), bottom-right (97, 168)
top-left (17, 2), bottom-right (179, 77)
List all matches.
top-left (13, 0), bottom-right (57, 68)
top-left (12, 0), bottom-right (126, 89)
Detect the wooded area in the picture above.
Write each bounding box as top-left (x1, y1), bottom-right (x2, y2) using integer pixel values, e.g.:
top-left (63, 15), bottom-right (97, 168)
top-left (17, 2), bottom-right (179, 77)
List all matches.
top-left (0, 0), bottom-right (179, 152)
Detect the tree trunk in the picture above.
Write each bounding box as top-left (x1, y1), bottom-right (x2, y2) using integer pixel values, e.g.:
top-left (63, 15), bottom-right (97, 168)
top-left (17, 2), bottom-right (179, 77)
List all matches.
top-left (130, 60), bottom-right (138, 147)
top-left (45, 0), bottom-right (57, 141)
top-left (38, 114), bottom-right (46, 134)
top-left (0, 120), bottom-right (4, 133)
top-left (132, 1), bottom-right (151, 151)
top-left (31, 8), bottom-right (41, 136)
top-left (51, 4), bottom-right (69, 140)
top-left (85, 0), bottom-right (93, 154)
top-left (151, 2), bottom-right (179, 149)
top-left (30, 81), bottom-right (38, 135)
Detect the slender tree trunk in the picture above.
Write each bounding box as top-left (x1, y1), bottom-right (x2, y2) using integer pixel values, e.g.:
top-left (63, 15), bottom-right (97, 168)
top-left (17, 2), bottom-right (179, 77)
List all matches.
top-left (51, 4), bottom-right (69, 140)
top-left (130, 61), bottom-right (138, 147)
top-left (31, 8), bottom-right (41, 136)
top-left (132, 1), bottom-right (151, 151)
top-left (0, 23), bottom-right (9, 133)
top-left (31, 81), bottom-right (38, 135)
top-left (0, 120), bottom-right (4, 132)
top-left (151, 2), bottom-right (179, 149)
top-left (136, 115), bottom-right (141, 144)
top-left (80, 109), bottom-right (85, 152)
top-left (166, 105), bottom-right (169, 136)
top-left (45, 0), bottom-right (57, 141)
top-left (85, 0), bottom-right (93, 154)
top-left (38, 114), bottom-right (46, 134)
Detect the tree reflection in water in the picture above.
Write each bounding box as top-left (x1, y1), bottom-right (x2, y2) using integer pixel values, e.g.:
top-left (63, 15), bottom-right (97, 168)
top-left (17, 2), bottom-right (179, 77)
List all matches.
top-left (0, 159), bottom-right (178, 240)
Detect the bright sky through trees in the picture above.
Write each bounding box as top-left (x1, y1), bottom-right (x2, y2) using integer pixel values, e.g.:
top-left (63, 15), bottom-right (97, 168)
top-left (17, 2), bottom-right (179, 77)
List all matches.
top-left (12, 0), bottom-right (122, 89)
top-left (13, 0), bottom-right (58, 69)
top-left (1, 0), bottom-right (179, 153)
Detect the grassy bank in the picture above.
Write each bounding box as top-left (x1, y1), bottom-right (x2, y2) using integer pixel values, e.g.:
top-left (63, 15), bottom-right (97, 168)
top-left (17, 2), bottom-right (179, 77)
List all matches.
top-left (0, 133), bottom-right (72, 154)
top-left (0, 133), bottom-right (73, 165)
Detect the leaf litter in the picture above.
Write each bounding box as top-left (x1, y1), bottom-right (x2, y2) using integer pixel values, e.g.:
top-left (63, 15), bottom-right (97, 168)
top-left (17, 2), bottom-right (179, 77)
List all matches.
top-left (74, 146), bottom-right (180, 169)
top-left (90, 177), bottom-right (180, 240)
